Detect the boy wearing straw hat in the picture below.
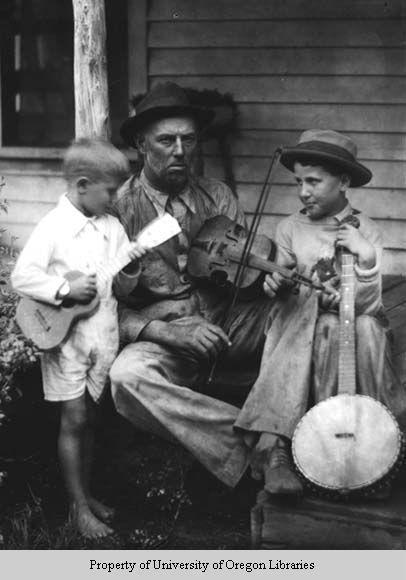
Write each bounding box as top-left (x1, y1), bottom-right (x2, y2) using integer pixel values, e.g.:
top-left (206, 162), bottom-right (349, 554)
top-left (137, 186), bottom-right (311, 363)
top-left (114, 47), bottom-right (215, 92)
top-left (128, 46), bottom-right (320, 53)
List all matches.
top-left (235, 129), bottom-right (406, 495)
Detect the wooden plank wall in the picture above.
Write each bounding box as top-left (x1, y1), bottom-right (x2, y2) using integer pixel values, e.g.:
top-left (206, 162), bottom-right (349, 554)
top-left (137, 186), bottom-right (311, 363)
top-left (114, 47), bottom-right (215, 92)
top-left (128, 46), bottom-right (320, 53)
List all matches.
top-left (0, 150), bottom-right (65, 249)
top-left (147, 0), bottom-right (406, 275)
top-left (2, 0), bottom-right (406, 276)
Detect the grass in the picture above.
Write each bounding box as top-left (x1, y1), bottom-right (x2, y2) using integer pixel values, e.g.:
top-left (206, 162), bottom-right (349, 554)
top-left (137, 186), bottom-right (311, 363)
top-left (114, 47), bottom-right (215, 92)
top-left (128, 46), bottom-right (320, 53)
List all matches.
top-left (0, 390), bottom-right (250, 550)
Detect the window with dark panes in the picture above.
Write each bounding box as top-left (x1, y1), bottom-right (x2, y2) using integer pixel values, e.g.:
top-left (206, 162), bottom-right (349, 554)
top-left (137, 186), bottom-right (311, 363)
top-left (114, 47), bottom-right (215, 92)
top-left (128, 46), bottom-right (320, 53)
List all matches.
top-left (0, 0), bottom-right (74, 146)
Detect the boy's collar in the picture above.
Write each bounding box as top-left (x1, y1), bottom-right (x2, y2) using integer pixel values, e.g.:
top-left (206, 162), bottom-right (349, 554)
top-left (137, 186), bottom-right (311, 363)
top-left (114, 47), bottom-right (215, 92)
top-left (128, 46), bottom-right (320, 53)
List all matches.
top-left (333, 203), bottom-right (353, 223)
top-left (59, 195), bottom-right (108, 238)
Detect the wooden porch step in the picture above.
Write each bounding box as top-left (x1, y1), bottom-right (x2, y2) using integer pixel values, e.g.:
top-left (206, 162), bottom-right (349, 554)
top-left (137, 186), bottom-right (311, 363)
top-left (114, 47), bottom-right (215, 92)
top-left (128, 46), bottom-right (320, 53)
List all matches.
top-left (251, 488), bottom-right (406, 549)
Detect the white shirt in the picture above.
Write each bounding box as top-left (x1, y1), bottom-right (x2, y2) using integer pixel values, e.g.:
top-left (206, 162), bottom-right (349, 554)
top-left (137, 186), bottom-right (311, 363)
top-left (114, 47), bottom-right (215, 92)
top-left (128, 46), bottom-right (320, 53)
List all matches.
top-left (12, 195), bottom-right (131, 305)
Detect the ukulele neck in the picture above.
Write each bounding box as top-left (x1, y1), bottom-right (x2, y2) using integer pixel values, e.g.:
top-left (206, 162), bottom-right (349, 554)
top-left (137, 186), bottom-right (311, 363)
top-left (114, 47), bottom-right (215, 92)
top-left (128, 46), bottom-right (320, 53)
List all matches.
top-left (338, 251), bottom-right (357, 395)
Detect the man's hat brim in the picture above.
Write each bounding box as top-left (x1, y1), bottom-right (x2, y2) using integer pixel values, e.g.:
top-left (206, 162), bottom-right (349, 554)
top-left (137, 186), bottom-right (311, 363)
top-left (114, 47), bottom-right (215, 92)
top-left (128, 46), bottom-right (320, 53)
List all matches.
top-left (120, 105), bottom-right (215, 146)
top-left (280, 143), bottom-right (372, 187)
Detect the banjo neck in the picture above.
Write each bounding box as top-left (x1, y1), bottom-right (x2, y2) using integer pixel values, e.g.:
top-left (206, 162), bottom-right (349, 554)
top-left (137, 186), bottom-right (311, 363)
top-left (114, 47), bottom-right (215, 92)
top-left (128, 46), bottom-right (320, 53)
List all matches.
top-left (338, 250), bottom-right (357, 395)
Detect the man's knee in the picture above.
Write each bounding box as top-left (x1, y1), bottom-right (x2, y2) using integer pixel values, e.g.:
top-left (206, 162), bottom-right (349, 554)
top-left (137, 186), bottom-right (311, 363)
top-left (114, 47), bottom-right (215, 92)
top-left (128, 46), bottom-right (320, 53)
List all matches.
top-left (109, 344), bottom-right (147, 392)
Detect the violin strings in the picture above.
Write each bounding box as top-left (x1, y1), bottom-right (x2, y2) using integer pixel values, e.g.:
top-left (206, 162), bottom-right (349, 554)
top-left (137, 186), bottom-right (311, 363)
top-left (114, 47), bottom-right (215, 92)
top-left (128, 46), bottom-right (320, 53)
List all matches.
top-left (205, 148), bottom-right (282, 385)
top-left (221, 147), bottom-right (282, 333)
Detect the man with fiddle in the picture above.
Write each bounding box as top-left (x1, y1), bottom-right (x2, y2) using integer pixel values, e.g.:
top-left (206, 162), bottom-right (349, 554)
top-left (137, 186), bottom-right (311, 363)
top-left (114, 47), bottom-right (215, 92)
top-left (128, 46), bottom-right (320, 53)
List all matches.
top-left (110, 82), bottom-right (274, 488)
top-left (236, 130), bottom-right (406, 495)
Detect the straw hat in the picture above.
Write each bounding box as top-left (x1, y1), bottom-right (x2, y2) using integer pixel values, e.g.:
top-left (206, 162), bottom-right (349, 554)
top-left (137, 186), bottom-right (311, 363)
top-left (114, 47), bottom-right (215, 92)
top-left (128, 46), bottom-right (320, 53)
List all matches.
top-left (280, 129), bottom-right (372, 187)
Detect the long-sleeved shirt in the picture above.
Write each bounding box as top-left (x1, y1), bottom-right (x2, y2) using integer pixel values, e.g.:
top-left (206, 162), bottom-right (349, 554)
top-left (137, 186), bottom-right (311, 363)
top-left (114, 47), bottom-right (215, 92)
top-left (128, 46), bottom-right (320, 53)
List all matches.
top-left (112, 171), bottom-right (245, 341)
top-left (275, 202), bottom-right (383, 316)
top-left (12, 195), bottom-right (131, 305)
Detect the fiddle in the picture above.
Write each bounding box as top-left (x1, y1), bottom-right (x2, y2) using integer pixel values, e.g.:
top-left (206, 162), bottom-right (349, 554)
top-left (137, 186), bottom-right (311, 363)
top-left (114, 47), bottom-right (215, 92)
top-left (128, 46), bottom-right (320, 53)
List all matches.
top-left (187, 215), bottom-right (328, 300)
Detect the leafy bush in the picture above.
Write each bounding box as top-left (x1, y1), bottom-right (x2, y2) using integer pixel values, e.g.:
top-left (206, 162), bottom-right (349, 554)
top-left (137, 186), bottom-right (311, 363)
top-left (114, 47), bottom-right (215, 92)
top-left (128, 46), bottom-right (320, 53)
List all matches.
top-left (0, 180), bottom-right (40, 429)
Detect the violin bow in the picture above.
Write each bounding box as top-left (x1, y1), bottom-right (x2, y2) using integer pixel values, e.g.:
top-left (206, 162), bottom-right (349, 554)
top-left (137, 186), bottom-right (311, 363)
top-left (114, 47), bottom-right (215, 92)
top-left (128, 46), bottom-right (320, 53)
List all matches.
top-left (206, 147), bottom-right (283, 384)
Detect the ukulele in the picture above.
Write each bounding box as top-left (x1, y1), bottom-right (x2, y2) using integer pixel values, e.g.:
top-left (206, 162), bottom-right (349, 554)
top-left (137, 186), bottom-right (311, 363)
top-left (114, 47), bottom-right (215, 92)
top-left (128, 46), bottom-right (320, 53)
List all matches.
top-left (16, 213), bottom-right (181, 350)
top-left (292, 219), bottom-right (402, 494)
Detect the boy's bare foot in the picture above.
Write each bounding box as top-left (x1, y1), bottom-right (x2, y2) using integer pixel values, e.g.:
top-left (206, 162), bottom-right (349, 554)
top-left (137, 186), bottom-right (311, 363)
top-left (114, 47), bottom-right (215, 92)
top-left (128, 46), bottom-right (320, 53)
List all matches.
top-left (88, 497), bottom-right (115, 523)
top-left (70, 504), bottom-right (114, 539)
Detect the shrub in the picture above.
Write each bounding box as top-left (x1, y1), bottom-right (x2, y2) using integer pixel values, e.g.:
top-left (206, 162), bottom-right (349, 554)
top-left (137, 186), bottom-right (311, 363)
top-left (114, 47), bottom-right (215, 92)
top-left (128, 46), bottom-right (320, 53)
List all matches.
top-left (0, 179), bottom-right (40, 431)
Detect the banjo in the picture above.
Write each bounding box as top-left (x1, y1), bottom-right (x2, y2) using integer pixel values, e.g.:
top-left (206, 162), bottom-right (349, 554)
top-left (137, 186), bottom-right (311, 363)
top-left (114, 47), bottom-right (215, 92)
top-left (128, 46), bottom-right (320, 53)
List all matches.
top-left (292, 219), bottom-right (403, 495)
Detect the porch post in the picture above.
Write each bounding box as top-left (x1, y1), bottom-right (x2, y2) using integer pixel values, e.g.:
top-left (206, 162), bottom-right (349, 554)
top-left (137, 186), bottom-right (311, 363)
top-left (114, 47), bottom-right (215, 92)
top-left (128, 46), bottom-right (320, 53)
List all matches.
top-left (72, 0), bottom-right (110, 139)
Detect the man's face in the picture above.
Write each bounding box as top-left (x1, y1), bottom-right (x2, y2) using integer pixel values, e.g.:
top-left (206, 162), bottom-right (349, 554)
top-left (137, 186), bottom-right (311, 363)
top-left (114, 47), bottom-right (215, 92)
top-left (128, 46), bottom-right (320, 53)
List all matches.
top-left (79, 176), bottom-right (121, 217)
top-left (293, 162), bottom-right (349, 220)
top-left (138, 117), bottom-right (197, 192)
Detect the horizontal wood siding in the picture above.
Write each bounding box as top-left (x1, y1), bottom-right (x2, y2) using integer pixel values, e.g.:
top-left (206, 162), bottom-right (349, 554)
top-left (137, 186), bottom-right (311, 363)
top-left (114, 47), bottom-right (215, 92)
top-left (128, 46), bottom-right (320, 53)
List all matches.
top-left (0, 155), bottom-right (65, 249)
top-left (149, 21), bottom-right (406, 48)
top-left (149, 0), bottom-right (406, 20)
top-left (148, 0), bottom-right (406, 274)
top-left (1, 0), bottom-right (406, 277)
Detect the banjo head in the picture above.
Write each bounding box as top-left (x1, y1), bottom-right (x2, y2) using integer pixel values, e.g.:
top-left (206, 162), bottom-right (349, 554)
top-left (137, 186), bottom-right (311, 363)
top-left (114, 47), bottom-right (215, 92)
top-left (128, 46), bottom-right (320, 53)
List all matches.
top-left (292, 394), bottom-right (402, 491)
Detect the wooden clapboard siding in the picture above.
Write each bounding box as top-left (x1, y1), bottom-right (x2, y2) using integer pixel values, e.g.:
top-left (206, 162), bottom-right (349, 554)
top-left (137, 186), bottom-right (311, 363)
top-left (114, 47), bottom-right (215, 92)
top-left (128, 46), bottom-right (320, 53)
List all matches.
top-left (149, 0), bottom-right (405, 20)
top-left (149, 21), bottom-right (405, 48)
top-left (203, 157), bottom-right (406, 189)
top-left (0, 153), bottom-right (64, 248)
top-left (151, 48), bottom-right (406, 77)
top-left (203, 132), bottom-right (406, 161)
top-left (144, 0), bottom-right (406, 275)
top-left (150, 75), bottom-right (406, 104)
top-left (1, 0), bottom-right (405, 279)
top-left (235, 104), bottom-right (406, 132)
top-left (128, 0), bottom-right (148, 98)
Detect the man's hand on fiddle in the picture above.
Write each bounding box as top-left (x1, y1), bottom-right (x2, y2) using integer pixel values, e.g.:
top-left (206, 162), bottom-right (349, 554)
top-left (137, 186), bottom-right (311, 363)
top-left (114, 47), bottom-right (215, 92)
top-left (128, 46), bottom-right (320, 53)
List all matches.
top-left (140, 317), bottom-right (231, 361)
top-left (263, 248), bottom-right (297, 299)
top-left (263, 271), bottom-right (297, 299)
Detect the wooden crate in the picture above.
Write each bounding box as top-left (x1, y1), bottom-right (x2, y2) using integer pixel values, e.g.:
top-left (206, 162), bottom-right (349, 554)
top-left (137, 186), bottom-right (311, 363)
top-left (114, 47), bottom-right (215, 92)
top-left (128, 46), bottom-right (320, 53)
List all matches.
top-left (251, 489), bottom-right (406, 549)
top-left (251, 275), bottom-right (406, 549)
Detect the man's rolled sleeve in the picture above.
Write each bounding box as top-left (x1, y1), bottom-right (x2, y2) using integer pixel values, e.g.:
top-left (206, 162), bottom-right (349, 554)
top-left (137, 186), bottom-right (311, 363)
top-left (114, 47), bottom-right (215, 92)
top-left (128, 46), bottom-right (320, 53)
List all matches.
top-left (118, 305), bottom-right (152, 346)
top-left (113, 263), bottom-right (141, 300)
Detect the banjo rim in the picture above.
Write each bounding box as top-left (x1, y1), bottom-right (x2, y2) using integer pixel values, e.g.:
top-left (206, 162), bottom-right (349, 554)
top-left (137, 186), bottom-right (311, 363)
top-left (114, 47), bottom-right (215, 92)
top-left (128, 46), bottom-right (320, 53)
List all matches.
top-left (292, 393), bottom-right (402, 491)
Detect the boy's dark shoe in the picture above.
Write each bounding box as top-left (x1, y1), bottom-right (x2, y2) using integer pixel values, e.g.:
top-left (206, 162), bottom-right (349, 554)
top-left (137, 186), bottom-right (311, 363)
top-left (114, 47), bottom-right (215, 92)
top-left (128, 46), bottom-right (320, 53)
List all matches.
top-left (264, 437), bottom-right (303, 495)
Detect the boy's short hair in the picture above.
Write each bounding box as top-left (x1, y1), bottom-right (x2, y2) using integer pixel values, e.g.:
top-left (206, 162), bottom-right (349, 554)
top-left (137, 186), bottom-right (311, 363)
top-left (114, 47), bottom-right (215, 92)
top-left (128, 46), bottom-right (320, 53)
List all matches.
top-left (63, 138), bottom-right (130, 184)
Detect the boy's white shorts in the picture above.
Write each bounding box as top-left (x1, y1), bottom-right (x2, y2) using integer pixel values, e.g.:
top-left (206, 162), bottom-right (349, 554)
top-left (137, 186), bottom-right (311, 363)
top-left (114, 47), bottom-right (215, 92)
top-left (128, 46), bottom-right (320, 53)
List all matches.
top-left (40, 301), bottom-right (119, 403)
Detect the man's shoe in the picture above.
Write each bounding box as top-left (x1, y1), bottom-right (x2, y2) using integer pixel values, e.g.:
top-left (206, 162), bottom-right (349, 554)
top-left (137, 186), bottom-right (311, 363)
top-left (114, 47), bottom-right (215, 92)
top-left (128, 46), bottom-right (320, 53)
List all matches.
top-left (264, 438), bottom-right (303, 495)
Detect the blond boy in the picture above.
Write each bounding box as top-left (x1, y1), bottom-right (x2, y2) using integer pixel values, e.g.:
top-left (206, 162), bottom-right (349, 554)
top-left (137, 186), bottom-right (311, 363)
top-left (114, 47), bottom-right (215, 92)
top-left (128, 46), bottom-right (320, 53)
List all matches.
top-left (12, 139), bottom-right (145, 538)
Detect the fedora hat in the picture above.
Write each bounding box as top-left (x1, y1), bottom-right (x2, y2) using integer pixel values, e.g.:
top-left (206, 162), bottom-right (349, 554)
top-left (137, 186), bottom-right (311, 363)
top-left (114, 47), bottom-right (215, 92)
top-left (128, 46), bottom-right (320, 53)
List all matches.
top-left (120, 82), bottom-right (215, 146)
top-left (280, 129), bottom-right (372, 187)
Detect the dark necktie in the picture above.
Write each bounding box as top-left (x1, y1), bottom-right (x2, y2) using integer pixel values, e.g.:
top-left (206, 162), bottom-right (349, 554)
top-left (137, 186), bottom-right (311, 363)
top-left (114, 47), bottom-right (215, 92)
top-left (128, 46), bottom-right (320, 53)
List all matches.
top-left (165, 196), bottom-right (189, 273)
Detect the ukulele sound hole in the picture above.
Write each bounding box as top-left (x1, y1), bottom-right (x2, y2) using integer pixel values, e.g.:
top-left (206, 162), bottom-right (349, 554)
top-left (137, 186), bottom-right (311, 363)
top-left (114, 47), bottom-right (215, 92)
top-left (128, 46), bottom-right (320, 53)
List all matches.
top-left (334, 432), bottom-right (355, 439)
top-left (34, 309), bottom-right (51, 331)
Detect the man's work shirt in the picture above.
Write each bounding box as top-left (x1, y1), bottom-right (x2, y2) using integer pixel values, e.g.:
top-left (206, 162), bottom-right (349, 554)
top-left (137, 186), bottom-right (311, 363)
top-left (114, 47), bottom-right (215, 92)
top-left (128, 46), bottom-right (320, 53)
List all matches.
top-left (275, 203), bottom-right (383, 316)
top-left (112, 171), bottom-right (245, 340)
